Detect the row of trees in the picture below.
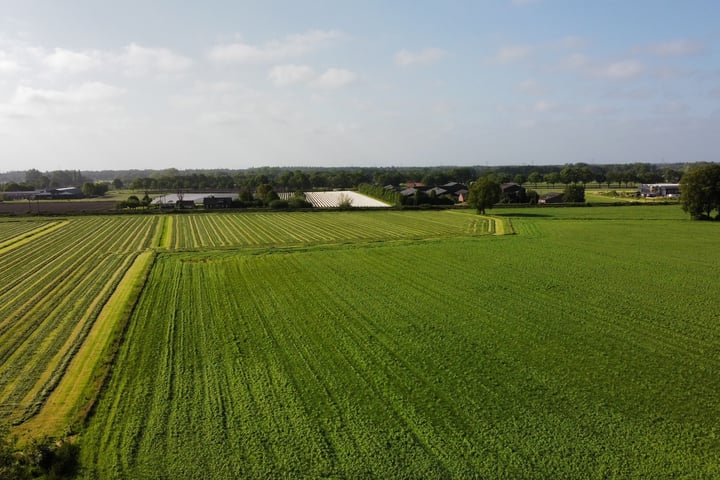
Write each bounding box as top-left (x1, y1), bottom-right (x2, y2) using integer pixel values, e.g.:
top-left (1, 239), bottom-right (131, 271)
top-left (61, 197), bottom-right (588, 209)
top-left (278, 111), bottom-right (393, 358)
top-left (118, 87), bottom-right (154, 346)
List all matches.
top-left (120, 164), bottom-right (682, 192)
top-left (1, 163), bottom-right (687, 193)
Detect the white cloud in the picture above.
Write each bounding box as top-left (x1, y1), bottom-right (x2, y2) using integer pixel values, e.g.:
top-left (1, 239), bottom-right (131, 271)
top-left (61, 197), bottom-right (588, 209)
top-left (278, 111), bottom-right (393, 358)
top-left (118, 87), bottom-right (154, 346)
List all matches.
top-left (636, 39), bottom-right (704, 57)
top-left (602, 60), bottom-right (645, 79)
top-left (0, 58), bottom-right (20, 73)
top-left (533, 100), bottom-right (556, 112)
top-left (43, 48), bottom-right (100, 74)
top-left (558, 36), bottom-right (586, 50)
top-left (13, 82), bottom-right (124, 105)
top-left (311, 68), bottom-right (357, 89)
top-left (119, 43), bottom-right (193, 75)
top-left (208, 30), bottom-right (343, 64)
top-left (0, 50), bottom-right (22, 73)
top-left (269, 64), bottom-right (316, 86)
top-left (394, 48), bottom-right (446, 67)
top-left (518, 79), bottom-right (544, 95)
top-left (6, 82), bottom-right (125, 120)
top-left (562, 53), bottom-right (590, 69)
top-left (495, 45), bottom-right (532, 63)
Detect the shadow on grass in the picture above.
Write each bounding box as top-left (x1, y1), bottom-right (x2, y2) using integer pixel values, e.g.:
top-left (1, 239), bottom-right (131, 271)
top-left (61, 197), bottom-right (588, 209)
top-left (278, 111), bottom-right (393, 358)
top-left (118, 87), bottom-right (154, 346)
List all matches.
top-left (492, 213), bottom-right (553, 218)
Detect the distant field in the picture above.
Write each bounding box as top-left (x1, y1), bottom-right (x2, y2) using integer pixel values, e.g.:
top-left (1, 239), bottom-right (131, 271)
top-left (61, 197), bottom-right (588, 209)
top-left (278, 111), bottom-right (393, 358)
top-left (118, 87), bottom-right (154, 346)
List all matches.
top-left (162, 210), bottom-right (498, 250)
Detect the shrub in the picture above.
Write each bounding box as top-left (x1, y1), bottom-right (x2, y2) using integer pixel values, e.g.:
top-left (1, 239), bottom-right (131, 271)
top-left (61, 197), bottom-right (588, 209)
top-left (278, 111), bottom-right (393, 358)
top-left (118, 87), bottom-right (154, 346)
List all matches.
top-left (269, 199), bottom-right (289, 209)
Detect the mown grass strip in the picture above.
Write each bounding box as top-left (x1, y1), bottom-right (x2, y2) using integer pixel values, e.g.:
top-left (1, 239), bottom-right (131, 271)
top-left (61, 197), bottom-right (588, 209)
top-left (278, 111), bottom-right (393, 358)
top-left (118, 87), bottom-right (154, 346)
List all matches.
top-left (15, 250), bottom-right (157, 441)
top-left (0, 220), bottom-right (68, 255)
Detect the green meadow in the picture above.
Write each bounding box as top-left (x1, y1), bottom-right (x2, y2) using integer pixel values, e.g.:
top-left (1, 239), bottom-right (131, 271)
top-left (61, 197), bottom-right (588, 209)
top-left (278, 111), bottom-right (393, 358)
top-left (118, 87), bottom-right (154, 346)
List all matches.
top-left (1, 207), bottom-right (718, 478)
top-left (69, 206), bottom-right (719, 478)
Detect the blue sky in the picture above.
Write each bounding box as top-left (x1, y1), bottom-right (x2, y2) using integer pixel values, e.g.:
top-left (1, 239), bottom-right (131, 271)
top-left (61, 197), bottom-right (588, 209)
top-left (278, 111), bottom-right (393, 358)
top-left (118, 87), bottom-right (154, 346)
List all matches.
top-left (0, 0), bottom-right (718, 171)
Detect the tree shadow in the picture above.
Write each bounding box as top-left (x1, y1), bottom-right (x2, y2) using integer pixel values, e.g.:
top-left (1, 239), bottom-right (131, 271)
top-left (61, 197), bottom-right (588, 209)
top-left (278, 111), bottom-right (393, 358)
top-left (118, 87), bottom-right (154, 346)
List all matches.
top-left (492, 212), bottom-right (552, 218)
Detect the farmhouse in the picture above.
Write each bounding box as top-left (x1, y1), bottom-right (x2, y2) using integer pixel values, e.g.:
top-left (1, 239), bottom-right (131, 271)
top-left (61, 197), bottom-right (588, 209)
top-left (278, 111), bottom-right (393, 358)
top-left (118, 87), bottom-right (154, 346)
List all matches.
top-left (500, 182), bottom-right (526, 203)
top-left (638, 183), bottom-right (680, 198)
top-left (539, 192), bottom-right (564, 204)
top-left (399, 187), bottom-right (421, 198)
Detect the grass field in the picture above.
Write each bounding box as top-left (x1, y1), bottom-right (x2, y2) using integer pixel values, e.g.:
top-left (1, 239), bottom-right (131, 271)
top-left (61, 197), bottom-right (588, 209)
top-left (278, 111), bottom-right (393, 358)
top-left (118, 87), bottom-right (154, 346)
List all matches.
top-left (0, 210), bottom-right (498, 436)
top-left (2, 206), bottom-right (718, 477)
top-left (68, 205), bottom-right (720, 478)
top-left (0, 216), bottom-right (160, 430)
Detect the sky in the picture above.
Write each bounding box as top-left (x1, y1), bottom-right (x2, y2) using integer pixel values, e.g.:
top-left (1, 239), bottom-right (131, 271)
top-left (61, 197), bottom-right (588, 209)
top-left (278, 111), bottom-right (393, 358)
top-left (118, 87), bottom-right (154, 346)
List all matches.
top-left (0, 0), bottom-right (719, 172)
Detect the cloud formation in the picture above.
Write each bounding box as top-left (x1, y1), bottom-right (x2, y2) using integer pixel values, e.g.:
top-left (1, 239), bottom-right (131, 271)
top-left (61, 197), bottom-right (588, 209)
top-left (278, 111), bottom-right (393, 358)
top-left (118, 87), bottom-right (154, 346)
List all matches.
top-left (43, 48), bottom-right (101, 74)
top-left (495, 45), bottom-right (533, 63)
top-left (394, 48), bottom-right (445, 67)
top-left (119, 44), bottom-right (193, 75)
top-left (208, 30), bottom-right (343, 64)
top-left (637, 39), bottom-right (704, 57)
top-left (601, 60), bottom-right (645, 79)
top-left (13, 82), bottom-right (124, 105)
top-left (269, 64), bottom-right (356, 89)
top-left (269, 64), bottom-right (316, 86)
top-left (312, 68), bottom-right (357, 89)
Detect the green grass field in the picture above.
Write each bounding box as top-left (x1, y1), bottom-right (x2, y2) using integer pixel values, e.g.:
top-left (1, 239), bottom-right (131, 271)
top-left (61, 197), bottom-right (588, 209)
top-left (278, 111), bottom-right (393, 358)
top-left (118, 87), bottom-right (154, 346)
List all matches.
top-left (1, 206), bottom-right (718, 477)
top-left (68, 206), bottom-right (720, 478)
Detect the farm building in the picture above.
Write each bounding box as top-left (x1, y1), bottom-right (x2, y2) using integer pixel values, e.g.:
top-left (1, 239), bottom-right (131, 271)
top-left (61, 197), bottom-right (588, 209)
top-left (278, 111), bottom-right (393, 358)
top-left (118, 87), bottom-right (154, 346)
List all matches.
top-left (539, 192), bottom-right (564, 204)
top-left (32, 187), bottom-right (84, 200)
top-left (152, 193), bottom-right (239, 208)
top-left (638, 183), bottom-right (680, 198)
top-left (500, 182), bottom-right (526, 203)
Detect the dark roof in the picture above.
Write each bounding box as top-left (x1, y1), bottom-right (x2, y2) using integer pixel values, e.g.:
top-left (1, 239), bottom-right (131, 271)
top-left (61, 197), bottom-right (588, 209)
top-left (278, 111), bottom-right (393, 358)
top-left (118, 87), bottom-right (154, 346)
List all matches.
top-left (540, 192), bottom-right (563, 199)
top-left (440, 182), bottom-right (468, 194)
top-left (501, 182), bottom-right (521, 192)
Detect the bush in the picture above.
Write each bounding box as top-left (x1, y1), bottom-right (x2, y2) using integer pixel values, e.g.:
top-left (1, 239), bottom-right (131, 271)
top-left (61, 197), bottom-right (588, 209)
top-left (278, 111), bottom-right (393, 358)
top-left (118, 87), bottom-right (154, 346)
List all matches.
top-left (268, 199), bottom-right (289, 209)
top-left (288, 197), bottom-right (312, 209)
top-left (338, 194), bottom-right (353, 210)
top-left (0, 426), bottom-right (80, 480)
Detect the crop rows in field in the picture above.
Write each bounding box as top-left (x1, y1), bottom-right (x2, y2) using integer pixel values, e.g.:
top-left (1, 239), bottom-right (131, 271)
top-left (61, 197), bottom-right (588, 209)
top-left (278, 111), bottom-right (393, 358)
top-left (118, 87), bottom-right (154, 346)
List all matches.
top-left (0, 216), bottom-right (159, 424)
top-left (163, 210), bottom-right (491, 250)
top-left (82, 218), bottom-right (720, 477)
top-left (0, 220), bottom-right (59, 245)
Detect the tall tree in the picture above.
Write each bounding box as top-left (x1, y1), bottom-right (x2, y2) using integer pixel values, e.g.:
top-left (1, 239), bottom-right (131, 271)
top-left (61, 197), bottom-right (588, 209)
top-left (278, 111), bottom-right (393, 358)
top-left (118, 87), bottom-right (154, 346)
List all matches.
top-left (468, 176), bottom-right (501, 215)
top-left (680, 164), bottom-right (720, 219)
top-left (563, 184), bottom-right (585, 203)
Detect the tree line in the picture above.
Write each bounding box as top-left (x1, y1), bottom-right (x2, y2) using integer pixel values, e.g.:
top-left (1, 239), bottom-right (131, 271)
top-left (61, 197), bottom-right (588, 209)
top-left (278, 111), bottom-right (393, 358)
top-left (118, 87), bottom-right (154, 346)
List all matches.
top-left (1, 163), bottom-right (688, 193)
